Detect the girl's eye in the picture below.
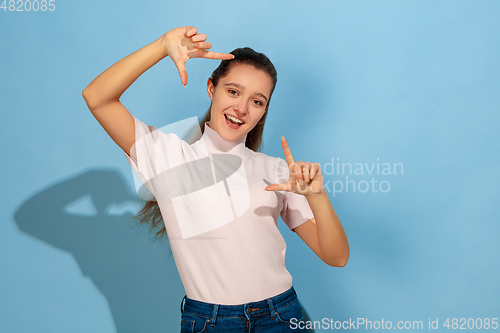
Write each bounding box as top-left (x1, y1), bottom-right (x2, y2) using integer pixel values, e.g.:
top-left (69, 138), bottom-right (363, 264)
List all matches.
top-left (253, 100), bottom-right (263, 106)
top-left (228, 89), bottom-right (238, 95)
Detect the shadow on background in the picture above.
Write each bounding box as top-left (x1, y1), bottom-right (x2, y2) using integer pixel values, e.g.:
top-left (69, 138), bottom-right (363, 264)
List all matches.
top-left (14, 168), bottom-right (184, 332)
top-left (13, 168), bottom-right (317, 332)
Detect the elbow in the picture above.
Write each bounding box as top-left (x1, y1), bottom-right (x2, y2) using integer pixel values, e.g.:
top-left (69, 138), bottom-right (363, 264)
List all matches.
top-left (82, 85), bottom-right (92, 101)
top-left (82, 87), bottom-right (95, 110)
top-left (334, 257), bottom-right (349, 267)
top-left (323, 251), bottom-right (350, 268)
top-left (326, 258), bottom-right (349, 268)
top-left (82, 86), bottom-right (104, 111)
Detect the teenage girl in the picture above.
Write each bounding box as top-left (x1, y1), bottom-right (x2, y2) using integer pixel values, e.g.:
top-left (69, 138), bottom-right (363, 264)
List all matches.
top-left (83, 26), bottom-right (349, 333)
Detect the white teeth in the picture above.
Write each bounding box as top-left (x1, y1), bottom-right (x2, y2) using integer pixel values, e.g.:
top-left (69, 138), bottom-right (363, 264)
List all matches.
top-left (226, 114), bottom-right (243, 124)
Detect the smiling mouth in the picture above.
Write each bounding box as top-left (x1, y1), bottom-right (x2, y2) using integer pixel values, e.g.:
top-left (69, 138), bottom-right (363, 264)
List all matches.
top-left (225, 114), bottom-right (244, 127)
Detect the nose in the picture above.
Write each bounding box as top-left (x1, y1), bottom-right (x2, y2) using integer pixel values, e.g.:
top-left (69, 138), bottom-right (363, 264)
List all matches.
top-left (233, 102), bottom-right (247, 115)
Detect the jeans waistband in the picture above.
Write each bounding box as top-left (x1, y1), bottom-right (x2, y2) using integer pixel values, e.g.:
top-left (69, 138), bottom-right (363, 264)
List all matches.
top-left (180, 286), bottom-right (298, 324)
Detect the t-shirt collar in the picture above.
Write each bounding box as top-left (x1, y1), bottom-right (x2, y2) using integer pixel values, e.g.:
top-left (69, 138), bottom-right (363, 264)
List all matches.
top-left (201, 121), bottom-right (248, 156)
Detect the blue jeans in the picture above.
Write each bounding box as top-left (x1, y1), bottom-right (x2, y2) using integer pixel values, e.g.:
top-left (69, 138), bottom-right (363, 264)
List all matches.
top-left (180, 286), bottom-right (309, 332)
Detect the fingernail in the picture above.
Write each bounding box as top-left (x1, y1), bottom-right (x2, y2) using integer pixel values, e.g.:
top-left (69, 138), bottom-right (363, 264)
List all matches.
top-left (232, 55), bottom-right (235, 59)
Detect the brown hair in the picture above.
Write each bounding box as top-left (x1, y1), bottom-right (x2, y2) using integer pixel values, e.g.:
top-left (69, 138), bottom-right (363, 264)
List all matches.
top-left (131, 47), bottom-right (278, 242)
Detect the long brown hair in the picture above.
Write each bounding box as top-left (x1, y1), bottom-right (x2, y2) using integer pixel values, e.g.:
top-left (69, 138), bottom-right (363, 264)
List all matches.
top-left (131, 47), bottom-right (278, 242)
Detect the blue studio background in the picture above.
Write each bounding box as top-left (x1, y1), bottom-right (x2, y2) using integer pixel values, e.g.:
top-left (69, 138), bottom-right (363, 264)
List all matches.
top-left (1, 0), bottom-right (499, 332)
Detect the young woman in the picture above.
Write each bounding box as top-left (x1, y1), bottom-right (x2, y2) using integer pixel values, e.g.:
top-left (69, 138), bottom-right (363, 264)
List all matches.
top-left (83, 26), bottom-right (349, 333)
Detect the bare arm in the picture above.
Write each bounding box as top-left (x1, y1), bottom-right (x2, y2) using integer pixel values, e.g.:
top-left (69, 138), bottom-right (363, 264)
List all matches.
top-left (82, 26), bottom-right (234, 159)
top-left (265, 136), bottom-right (349, 267)
top-left (294, 197), bottom-right (349, 267)
top-left (82, 37), bottom-right (167, 159)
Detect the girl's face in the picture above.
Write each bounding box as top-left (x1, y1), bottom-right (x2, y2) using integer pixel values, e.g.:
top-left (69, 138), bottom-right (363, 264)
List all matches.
top-left (207, 64), bottom-right (273, 142)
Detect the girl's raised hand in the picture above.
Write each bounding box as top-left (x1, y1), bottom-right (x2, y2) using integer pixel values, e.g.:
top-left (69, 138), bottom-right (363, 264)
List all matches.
top-left (161, 26), bottom-right (234, 87)
top-left (265, 136), bottom-right (325, 197)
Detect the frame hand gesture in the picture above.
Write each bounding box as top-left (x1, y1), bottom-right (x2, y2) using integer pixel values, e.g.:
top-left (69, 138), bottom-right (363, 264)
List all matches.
top-left (265, 136), bottom-right (324, 197)
top-left (161, 26), bottom-right (234, 87)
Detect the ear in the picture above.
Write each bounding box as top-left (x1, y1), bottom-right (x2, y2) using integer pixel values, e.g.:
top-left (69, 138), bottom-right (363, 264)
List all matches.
top-left (207, 78), bottom-right (215, 100)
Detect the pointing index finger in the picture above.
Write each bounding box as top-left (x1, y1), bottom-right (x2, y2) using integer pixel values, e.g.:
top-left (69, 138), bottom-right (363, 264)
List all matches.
top-left (281, 136), bottom-right (295, 166)
top-left (202, 51), bottom-right (235, 60)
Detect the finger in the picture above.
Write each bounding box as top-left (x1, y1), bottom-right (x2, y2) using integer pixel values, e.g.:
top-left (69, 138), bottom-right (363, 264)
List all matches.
top-left (193, 41), bottom-right (212, 50)
top-left (297, 180), bottom-right (308, 194)
top-left (201, 50), bottom-right (235, 60)
top-left (288, 163), bottom-right (297, 183)
top-left (185, 26), bottom-right (197, 37)
top-left (191, 33), bottom-right (207, 42)
top-left (173, 59), bottom-right (188, 87)
top-left (302, 162), bottom-right (311, 183)
top-left (310, 162), bottom-right (319, 179)
top-left (265, 183), bottom-right (291, 192)
top-left (281, 136), bottom-right (295, 166)
top-left (294, 163), bottom-right (303, 183)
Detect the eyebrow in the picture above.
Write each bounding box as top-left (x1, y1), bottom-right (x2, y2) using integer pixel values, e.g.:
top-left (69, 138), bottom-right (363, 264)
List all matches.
top-left (224, 82), bottom-right (268, 103)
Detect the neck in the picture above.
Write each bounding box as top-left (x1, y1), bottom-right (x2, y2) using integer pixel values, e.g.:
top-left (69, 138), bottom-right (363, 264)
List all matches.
top-left (201, 122), bottom-right (248, 156)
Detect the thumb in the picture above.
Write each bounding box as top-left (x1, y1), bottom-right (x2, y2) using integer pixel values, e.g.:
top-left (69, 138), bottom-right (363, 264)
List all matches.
top-left (174, 60), bottom-right (188, 87)
top-left (265, 183), bottom-right (289, 192)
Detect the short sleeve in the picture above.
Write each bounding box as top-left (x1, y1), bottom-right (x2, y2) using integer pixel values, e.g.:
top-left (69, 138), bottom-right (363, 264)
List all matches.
top-left (275, 157), bottom-right (315, 232)
top-left (123, 115), bottom-right (184, 202)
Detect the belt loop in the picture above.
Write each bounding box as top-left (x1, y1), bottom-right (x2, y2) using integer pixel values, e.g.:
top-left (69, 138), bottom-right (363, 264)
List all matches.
top-left (267, 298), bottom-right (275, 319)
top-left (210, 304), bottom-right (219, 325)
top-left (180, 295), bottom-right (186, 313)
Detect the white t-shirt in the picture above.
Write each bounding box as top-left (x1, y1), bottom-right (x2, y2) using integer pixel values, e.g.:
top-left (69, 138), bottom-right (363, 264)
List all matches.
top-left (123, 115), bottom-right (314, 305)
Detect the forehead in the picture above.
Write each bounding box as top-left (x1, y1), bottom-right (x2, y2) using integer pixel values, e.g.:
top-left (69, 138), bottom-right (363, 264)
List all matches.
top-left (219, 64), bottom-right (273, 97)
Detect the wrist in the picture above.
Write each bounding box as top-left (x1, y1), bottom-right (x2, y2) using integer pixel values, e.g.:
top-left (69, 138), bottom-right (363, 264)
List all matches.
top-left (156, 35), bottom-right (170, 59)
top-left (305, 189), bottom-right (328, 202)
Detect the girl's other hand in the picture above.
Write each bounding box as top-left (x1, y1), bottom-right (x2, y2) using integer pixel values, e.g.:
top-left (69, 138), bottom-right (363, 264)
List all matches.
top-left (161, 26), bottom-right (234, 87)
top-left (265, 136), bottom-right (325, 197)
